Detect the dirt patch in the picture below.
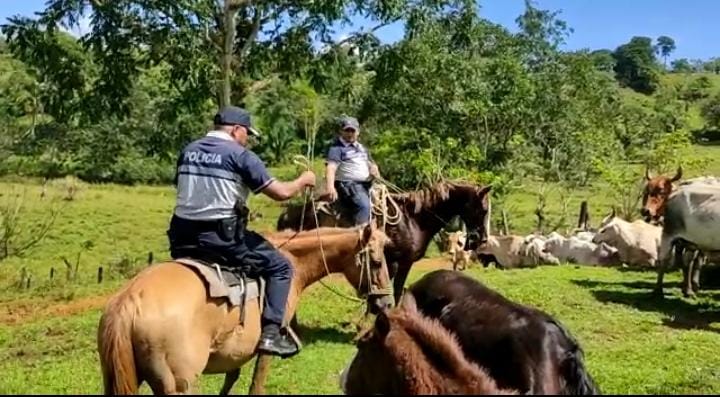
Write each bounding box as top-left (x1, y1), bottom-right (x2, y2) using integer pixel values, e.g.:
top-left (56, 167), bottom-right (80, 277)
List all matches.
top-left (0, 258), bottom-right (455, 327)
top-left (0, 294), bottom-right (111, 326)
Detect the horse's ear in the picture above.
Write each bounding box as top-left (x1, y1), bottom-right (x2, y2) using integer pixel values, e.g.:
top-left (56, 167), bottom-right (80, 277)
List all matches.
top-left (478, 185), bottom-right (492, 196)
top-left (361, 223), bottom-right (373, 244)
top-left (398, 289), bottom-right (418, 314)
top-left (645, 166), bottom-right (652, 181)
top-left (375, 309), bottom-right (391, 337)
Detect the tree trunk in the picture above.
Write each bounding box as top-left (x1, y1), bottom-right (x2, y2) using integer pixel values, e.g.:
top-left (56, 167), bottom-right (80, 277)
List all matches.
top-left (220, 0), bottom-right (241, 108)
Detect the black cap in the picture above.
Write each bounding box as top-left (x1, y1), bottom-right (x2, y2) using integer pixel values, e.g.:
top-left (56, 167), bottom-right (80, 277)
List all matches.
top-left (339, 115), bottom-right (360, 132)
top-left (214, 106), bottom-right (261, 137)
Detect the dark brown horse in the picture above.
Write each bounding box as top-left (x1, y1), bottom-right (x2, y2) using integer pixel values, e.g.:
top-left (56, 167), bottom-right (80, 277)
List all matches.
top-left (340, 289), bottom-right (517, 395)
top-left (406, 269), bottom-right (601, 395)
top-left (275, 181), bottom-right (493, 304)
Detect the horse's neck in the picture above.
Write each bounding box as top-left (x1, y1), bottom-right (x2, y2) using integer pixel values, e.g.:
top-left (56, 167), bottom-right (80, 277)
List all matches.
top-left (389, 331), bottom-right (447, 394)
top-left (292, 236), bottom-right (358, 290)
top-left (399, 194), bottom-right (458, 235)
top-left (389, 316), bottom-right (502, 395)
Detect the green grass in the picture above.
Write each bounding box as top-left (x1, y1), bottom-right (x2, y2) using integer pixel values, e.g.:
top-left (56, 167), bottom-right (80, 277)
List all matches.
top-left (2, 146), bottom-right (720, 394)
top-left (2, 265), bottom-right (720, 394)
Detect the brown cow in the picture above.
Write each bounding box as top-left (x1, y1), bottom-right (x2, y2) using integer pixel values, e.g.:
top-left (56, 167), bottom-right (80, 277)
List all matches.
top-left (641, 166), bottom-right (683, 224)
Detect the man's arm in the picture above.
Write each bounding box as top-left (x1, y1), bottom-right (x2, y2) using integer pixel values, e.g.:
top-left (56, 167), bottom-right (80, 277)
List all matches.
top-left (262, 176), bottom-right (314, 201)
top-left (326, 162), bottom-right (338, 191)
top-left (325, 146), bottom-right (342, 201)
top-left (237, 151), bottom-right (315, 202)
top-left (365, 147), bottom-right (380, 178)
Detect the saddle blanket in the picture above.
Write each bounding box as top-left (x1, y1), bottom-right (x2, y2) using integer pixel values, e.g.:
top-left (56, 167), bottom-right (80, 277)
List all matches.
top-left (174, 258), bottom-right (262, 307)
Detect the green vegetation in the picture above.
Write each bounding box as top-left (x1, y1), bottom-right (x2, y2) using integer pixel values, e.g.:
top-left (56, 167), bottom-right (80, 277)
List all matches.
top-left (2, 0), bottom-right (720, 395)
top-left (1, 157), bottom-right (720, 393)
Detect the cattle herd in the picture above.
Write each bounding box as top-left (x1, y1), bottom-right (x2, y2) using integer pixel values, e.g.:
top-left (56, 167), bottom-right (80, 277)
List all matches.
top-left (442, 168), bottom-right (720, 299)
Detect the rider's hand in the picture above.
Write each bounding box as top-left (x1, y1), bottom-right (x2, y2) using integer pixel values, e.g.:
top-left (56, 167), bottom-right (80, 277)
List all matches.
top-left (369, 163), bottom-right (380, 179)
top-left (300, 171), bottom-right (316, 188)
top-left (327, 186), bottom-right (338, 202)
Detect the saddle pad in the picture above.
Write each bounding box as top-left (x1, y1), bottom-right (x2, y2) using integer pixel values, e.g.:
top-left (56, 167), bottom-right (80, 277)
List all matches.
top-left (174, 258), bottom-right (261, 307)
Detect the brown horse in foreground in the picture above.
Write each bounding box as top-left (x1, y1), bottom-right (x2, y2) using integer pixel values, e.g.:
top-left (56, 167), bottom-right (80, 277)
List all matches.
top-left (97, 225), bottom-right (391, 395)
top-left (340, 289), bottom-right (517, 395)
top-left (276, 181), bottom-right (493, 304)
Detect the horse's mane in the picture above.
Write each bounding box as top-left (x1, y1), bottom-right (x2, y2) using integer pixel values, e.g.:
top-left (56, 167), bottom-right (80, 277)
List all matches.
top-left (266, 226), bottom-right (366, 252)
top-left (392, 181), bottom-right (482, 215)
top-left (390, 309), bottom-right (496, 384)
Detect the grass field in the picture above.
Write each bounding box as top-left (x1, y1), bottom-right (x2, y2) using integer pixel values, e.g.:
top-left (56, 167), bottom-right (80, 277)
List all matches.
top-left (2, 145), bottom-right (720, 394)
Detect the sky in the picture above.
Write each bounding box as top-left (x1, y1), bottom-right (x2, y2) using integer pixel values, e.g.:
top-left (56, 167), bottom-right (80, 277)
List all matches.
top-left (1, 0), bottom-right (719, 62)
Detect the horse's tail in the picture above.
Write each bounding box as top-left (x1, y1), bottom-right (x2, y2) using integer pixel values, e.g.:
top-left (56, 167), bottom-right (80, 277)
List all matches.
top-left (98, 295), bottom-right (139, 395)
top-left (549, 318), bottom-right (602, 395)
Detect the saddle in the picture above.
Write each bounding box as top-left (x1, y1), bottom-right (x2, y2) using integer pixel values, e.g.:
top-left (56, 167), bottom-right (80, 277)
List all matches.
top-left (172, 245), bottom-right (303, 352)
top-left (172, 245), bottom-right (263, 323)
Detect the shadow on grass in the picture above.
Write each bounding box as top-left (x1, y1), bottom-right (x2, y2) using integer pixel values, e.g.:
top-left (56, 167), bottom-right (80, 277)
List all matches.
top-left (293, 322), bottom-right (358, 346)
top-left (572, 279), bottom-right (720, 334)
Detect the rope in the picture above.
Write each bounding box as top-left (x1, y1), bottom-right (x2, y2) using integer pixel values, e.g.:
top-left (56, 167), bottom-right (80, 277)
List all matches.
top-left (370, 183), bottom-right (402, 227)
top-left (293, 146), bottom-right (367, 304)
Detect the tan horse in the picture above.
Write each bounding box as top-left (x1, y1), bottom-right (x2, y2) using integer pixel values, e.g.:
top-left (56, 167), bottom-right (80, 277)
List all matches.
top-left (97, 224), bottom-right (392, 395)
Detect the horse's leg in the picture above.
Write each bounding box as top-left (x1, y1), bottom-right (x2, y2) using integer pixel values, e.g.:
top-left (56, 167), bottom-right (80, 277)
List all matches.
top-left (248, 354), bottom-right (273, 395)
top-left (219, 368), bottom-right (240, 395)
top-left (392, 260), bottom-right (412, 305)
top-left (290, 313), bottom-right (301, 338)
top-left (163, 335), bottom-right (211, 394)
top-left (144, 352), bottom-right (178, 396)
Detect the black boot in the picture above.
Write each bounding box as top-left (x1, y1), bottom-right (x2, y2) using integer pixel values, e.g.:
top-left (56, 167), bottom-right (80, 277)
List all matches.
top-left (258, 323), bottom-right (298, 358)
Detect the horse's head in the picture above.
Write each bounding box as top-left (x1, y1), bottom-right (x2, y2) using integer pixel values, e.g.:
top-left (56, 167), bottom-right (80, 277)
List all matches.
top-left (343, 223), bottom-right (394, 313)
top-left (340, 290), bottom-right (420, 395)
top-left (457, 184), bottom-right (493, 251)
top-left (340, 289), bottom-right (512, 395)
top-left (641, 166), bottom-right (681, 223)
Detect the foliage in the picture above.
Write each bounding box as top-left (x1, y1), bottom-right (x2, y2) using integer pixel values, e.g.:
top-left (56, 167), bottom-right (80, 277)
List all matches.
top-left (701, 92), bottom-right (720, 131)
top-left (0, 188), bottom-right (63, 262)
top-left (612, 36), bottom-right (661, 94)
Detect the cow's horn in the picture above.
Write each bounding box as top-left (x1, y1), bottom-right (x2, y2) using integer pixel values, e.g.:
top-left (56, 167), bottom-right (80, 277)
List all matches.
top-left (671, 165), bottom-right (682, 182)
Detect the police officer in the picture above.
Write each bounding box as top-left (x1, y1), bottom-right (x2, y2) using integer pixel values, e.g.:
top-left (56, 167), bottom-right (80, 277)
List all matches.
top-left (324, 116), bottom-right (380, 225)
top-left (167, 105), bottom-right (316, 358)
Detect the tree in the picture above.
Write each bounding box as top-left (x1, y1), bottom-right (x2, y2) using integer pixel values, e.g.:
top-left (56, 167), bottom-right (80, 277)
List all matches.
top-left (590, 49), bottom-right (615, 73)
top-left (703, 57), bottom-right (720, 74)
top-left (655, 35), bottom-right (675, 68)
top-left (671, 58), bottom-right (694, 73)
top-left (3, 0), bottom-right (454, 115)
top-left (613, 36), bottom-right (660, 94)
top-left (701, 92), bottom-right (720, 131)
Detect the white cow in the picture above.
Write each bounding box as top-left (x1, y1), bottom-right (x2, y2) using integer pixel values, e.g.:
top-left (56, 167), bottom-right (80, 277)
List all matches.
top-left (654, 182), bottom-right (720, 297)
top-left (476, 235), bottom-right (560, 269)
top-left (591, 210), bottom-right (662, 268)
top-left (543, 234), bottom-right (620, 266)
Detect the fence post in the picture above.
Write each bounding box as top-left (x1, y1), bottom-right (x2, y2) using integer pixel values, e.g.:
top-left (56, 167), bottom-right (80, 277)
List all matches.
top-left (25, 274), bottom-right (32, 289)
top-left (50, 267), bottom-right (55, 280)
top-left (501, 210), bottom-right (510, 236)
top-left (577, 200), bottom-right (589, 231)
top-left (148, 251), bottom-right (154, 266)
top-left (97, 266), bottom-right (104, 284)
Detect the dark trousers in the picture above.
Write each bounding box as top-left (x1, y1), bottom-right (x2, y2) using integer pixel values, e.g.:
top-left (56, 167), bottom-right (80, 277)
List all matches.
top-left (167, 214), bottom-right (293, 327)
top-left (335, 180), bottom-right (371, 225)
